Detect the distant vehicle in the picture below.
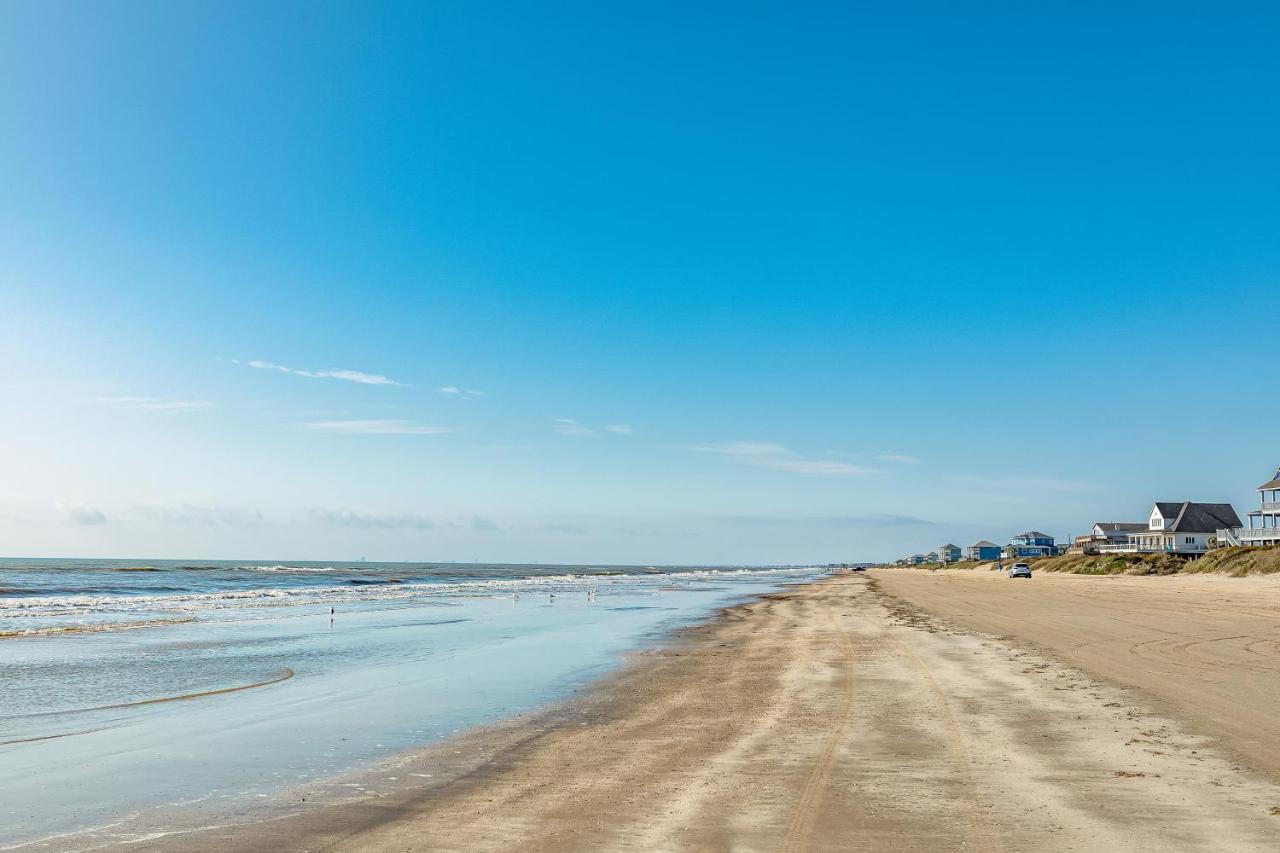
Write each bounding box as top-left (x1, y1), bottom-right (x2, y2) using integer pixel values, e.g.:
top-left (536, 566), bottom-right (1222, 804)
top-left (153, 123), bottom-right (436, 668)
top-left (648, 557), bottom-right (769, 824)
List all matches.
top-left (851, 565), bottom-right (867, 572)
top-left (1008, 562), bottom-right (1032, 579)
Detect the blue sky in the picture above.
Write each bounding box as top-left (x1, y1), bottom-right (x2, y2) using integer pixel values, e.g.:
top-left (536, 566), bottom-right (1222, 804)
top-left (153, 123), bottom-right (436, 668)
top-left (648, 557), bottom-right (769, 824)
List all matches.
top-left (1, 2), bottom-right (1278, 563)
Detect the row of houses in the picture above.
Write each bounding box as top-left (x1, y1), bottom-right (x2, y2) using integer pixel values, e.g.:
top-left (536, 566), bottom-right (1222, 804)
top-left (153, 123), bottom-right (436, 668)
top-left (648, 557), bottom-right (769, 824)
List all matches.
top-left (897, 530), bottom-right (1061, 566)
top-left (894, 467), bottom-right (1280, 564)
top-left (1070, 468), bottom-right (1280, 555)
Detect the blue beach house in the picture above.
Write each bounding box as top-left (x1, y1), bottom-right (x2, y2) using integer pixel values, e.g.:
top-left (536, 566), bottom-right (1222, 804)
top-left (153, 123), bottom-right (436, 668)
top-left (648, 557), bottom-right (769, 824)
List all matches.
top-left (1006, 531), bottom-right (1057, 558)
top-left (965, 540), bottom-right (1002, 561)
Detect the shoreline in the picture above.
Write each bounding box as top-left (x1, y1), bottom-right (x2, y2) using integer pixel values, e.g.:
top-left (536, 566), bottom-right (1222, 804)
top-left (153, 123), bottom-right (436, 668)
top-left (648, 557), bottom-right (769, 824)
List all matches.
top-left (3, 569), bottom-right (814, 851)
top-left (112, 573), bottom-right (1280, 852)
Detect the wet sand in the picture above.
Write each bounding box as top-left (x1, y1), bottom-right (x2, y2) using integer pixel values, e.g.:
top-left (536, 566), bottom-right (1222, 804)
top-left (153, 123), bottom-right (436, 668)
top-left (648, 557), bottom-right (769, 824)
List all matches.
top-left (133, 574), bottom-right (1280, 852)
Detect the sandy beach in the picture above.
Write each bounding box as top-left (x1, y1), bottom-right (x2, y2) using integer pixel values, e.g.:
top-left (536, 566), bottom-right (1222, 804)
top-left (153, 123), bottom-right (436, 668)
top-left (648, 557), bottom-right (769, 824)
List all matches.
top-left (127, 571), bottom-right (1280, 853)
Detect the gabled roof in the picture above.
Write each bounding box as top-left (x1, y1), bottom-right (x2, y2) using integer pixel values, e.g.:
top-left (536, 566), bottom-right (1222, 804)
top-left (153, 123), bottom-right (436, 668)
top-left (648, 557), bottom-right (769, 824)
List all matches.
top-left (968, 540), bottom-right (999, 548)
top-left (1152, 501), bottom-right (1242, 533)
top-left (939, 543), bottom-right (960, 551)
top-left (1258, 467), bottom-right (1280, 491)
top-left (1093, 522), bottom-right (1146, 532)
top-left (1014, 530), bottom-right (1053, 539)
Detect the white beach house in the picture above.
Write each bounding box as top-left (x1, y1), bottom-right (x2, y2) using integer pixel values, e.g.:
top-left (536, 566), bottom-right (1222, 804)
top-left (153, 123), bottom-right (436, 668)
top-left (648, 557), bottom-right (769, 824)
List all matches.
top-left (1102, 502), bottom-right (1241, 555)
top-left (1219, 467), bottom-right (1280, 547)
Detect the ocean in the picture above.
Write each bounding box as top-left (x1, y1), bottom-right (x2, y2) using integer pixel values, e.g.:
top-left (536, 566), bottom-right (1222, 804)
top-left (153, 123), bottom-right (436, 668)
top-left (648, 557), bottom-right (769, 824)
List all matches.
top-left (0, 558), bottom-right (817, 850)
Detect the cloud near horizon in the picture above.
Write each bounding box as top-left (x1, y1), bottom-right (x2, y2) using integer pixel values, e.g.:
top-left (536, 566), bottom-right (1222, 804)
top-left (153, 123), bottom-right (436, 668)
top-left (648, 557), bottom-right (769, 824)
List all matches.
top-left (302, 419), bottom-right (450, 435)
top-left (137, 504), bottom-right (266, 527)
top-left (56, 502), bottom-right (109, 525)
top-left (720, 513), bottom-right (935, 528)
top-left (237, 359), bottom-right (401, 386)
top-left (307, 508), bottom-right (437, 530)
top-left (950, 474), bottom-right (1101, 494)
top-left (686, 442), bottom-right (877, 476)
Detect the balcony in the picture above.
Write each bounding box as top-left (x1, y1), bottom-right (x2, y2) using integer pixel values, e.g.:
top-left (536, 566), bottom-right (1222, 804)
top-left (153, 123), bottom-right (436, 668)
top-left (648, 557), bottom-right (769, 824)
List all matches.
top-left (1098, 543), bottom-right (1138, 553)
top-left (1239, 527), bottom-right (1280, 544)
top-left (1258, 501), bottom-right (1280, 513)
top-left (1099, 538), bottom-right (1209, 554)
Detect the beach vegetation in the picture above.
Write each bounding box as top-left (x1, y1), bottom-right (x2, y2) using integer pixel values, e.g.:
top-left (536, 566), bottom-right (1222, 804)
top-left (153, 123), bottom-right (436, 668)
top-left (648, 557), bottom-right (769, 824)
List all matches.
top-left (955, 545), bottom-right (1280, 577)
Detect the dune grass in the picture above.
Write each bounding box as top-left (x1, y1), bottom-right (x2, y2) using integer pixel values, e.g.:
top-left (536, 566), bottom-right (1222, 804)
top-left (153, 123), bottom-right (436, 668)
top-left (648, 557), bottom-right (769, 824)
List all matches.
top-left (988, 547), bottom-right (1280, 577)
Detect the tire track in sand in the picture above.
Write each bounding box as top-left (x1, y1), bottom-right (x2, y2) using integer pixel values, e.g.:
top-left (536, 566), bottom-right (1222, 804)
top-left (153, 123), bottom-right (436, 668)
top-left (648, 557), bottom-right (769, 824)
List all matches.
top-left (779, 603), bottom-right (858, 853)
top-left (889, 631), bottom-right (1001, 853)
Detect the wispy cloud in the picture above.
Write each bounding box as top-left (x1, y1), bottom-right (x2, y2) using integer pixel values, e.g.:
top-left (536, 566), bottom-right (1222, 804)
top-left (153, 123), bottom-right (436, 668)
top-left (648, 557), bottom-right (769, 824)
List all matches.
top-left (137, 504), bottom-right (265, 527)
top-left (471, 516), bottom-right (498, 531)
top-left (554, 419), bottom-right (634, 437)
top-left (879, 452), bottom-right (922, 464)
top-left (439, 386), bottom-right (486, 397)
top-left (950, 474), bottom-right (1101, 494)
top-left (236, 359), bottom-right (401, 386)
top-left (56, 502), bottom-right (108, 525)
top-left (307, 508), bottom-right (436, 530)
top-left (685, 442), bottom-right (877, 476)
top-left (302, 419), bottom-right (450, 435)
top-left (542, 523), bottom-right (588, 535)
top-left (93, 396), bottom-right (213, 414)
top-left (720, 513), bottom-right (934, 528)
top-left (553, 418), bottom-right (597, 437)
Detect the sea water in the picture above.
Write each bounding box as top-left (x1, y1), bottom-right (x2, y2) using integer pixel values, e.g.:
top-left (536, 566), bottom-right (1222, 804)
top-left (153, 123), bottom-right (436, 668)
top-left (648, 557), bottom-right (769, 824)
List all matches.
top-left (0, 559), bottom-right (816, 849)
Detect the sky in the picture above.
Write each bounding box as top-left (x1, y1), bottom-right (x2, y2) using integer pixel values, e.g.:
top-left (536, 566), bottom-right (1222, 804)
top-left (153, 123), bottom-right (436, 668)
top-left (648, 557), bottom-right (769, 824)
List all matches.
top-left (1, 2), bottom-right (1278, 564)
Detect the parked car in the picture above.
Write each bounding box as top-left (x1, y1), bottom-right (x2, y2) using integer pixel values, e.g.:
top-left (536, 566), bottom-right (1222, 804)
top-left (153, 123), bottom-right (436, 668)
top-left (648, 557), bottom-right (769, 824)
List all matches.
top-left (1008, 562), bottom-right (1032, 579)
top-left (851, 566), bottom-right (867, 572)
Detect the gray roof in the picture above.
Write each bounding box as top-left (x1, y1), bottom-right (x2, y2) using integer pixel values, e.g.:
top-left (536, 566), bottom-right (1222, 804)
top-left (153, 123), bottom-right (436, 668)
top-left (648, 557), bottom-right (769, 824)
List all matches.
top-left (1093, 522), bottom-right (1147, 532)
top-left (1153, 502), bottom-right (1242, 533)
top-left (969, 540), bottom-right (999, 548)
top-left (1015, 531), bottom-right (1053, 539)
top-left (939, 543), bottom-right (960, 551)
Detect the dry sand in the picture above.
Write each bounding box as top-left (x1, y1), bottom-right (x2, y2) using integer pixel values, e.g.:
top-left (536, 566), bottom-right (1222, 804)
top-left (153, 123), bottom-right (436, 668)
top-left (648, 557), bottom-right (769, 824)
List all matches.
top-left (136, 573), bottom-right (1280, 852)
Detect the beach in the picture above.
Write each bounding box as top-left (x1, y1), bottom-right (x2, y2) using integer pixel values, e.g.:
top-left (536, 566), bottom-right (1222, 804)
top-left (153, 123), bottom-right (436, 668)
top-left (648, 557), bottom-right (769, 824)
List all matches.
top-left (109, 570), bottom-right (1280, 852)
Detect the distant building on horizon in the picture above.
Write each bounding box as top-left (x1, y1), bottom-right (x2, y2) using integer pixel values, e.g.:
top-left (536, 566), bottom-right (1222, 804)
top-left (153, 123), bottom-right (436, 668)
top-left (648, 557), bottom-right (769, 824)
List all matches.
top-left (938, 544), bottom-right (962, 563)
top-left (966, 540), bottom-right (1002, 561)
top-left (923, 551), bottom-right (940, 563)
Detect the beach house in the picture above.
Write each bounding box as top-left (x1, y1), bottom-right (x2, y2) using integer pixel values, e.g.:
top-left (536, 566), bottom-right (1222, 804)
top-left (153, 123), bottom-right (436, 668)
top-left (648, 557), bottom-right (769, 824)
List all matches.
top-left (938, 544), bottom-right (962, 563)
top-left (1103, 502), bottom-right (1242, 555)
top-left (1006, 531), bottom-right (1057, 558)
top-left (965, 540), bottom-right (1002, 561)
top-left (923, 551), bottom-right (940, 563)
top-left (1072, 522), bottom-right (1147, 555)
top-left (1218, 467), bottom-right (1280, 547)
top-left (909, 553), bottom-right (925, 565)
